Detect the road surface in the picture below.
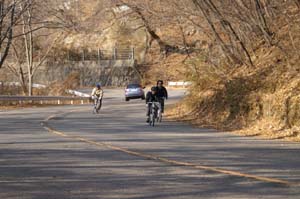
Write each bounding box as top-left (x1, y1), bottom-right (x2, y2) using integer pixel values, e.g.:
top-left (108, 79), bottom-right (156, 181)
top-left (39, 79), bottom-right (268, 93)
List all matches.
top-left (0, 89), bottom-right (300, 199)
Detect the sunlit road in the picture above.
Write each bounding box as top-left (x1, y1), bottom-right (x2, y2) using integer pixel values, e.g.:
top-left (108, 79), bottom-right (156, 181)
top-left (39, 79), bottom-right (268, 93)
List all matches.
top-left (0, 89), bottom-right (300, 199)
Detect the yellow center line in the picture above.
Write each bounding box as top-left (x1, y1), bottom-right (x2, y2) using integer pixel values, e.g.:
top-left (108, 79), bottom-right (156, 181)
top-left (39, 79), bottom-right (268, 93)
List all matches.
top-left (42, 111), bottom-right (298, 187)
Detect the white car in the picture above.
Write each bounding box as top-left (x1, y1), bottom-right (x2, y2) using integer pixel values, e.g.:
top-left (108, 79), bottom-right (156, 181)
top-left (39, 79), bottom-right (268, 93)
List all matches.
top-left (125, 84), bottom-right (145, 101)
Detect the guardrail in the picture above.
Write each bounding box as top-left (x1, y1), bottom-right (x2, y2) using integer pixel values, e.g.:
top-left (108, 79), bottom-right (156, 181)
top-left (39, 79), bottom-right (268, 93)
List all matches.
top-left (1, 82), bottom-right (91, 97)
top-left (0, 95), bottom-right (90, 105)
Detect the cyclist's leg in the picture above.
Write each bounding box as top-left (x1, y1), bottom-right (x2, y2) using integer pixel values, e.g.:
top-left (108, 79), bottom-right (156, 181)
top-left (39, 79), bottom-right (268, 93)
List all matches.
top-left (146, 103), bottom-right (151, 122)
top-left (92, 97), bottom-right (97, 113)
top-left (161, 99), bottom-right (165, 113)
top-left (158, 102), bottom-right (162, 112)
top-left (147, 104), bottom-right (151, 116)
top-left (93, 97), bottom-right (97, 107)
top-left (155, 103), bottom-right (159, 117)
top-left (156, 102), bottom-right (162, 121)
top-left (98, 98), bottom-right (102, 110)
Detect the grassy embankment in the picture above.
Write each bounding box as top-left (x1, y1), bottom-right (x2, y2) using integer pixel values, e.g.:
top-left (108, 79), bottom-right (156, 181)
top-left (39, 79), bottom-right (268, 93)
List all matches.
top-left (167, 7), bottom-right (300, 142)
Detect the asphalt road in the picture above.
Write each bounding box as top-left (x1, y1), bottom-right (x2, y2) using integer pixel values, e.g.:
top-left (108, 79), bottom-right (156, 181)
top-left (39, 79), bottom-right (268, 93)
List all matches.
top-left (0, 88), bottom-right (300, 199)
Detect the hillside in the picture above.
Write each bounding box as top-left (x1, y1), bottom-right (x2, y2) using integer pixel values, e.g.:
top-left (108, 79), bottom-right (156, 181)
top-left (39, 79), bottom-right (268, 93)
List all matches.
top-left (167, 2), bottom-right (300, 141)
top-left (53, 1), bottom-right (193, 84)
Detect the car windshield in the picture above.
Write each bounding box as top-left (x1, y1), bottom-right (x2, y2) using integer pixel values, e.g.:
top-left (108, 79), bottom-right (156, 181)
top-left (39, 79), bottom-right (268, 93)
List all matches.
top-left (127, 84), bottom-right (141, 89)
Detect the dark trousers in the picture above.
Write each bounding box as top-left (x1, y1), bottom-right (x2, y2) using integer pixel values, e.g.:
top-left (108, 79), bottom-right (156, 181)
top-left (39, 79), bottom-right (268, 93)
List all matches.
top-left (158, 98), bottom-right (165, 113)
top-left (94, 98), bottom-right (102, 110)
top-left (146, 103), bottom-right (151, 116)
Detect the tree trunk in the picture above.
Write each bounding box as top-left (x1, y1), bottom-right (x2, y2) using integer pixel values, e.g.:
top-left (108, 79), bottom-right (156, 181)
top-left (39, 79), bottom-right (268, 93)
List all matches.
top-left (21, 1), bottom-right (34, 96)
top-left (295, 0), bottom-right (300, 8)
top-left (224, 21), bottom-right (254, 67)
top-left (254, 0), bottom-right (273, 46)
top-left (204, 0), bottom-right (253, 66)
top-left (131, 6), bottom-right (168, 53)
top-left (192, 0), bottom-right (242, 65)
top-left (28, 74), bottom-right (32, 96)
top-left (19, 67), bottom-right (28, 95)
top-left (0, 3), bottom-right (15, 69)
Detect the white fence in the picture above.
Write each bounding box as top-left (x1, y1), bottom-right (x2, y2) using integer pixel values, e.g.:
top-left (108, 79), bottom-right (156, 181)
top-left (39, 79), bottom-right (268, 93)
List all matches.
top-left (66, 89), bottom-right (90, 98)
top-left (0, 82), bottom-right (46, 88)
top-left (168, 81), bottom-right (192, 87)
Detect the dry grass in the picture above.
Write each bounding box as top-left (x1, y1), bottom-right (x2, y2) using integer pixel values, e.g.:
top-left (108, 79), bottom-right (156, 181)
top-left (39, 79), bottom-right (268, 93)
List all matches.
top-left (166, 10), bottom-right (300, 142)
top-left (0, 72), bottom-right (82, 110)
top-left (0, 85), bottom-right (23, 95)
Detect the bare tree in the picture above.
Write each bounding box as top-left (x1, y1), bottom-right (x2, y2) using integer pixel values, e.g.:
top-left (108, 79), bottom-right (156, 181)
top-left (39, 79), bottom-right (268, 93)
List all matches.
top-left (0, 0), bottom-right (32, 69)
top-left (113, 0), bottom-right (197, 57)
top-left (5, 0), bottom-right (65, 95)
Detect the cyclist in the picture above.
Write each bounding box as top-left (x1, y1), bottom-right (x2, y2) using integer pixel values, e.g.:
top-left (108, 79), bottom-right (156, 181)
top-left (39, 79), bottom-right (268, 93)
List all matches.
top-left (91, 83), bottom-right (104, 112)
top-left (145, 86), bottom-right (159, 123)
top-left (156, 80), bottom-right (168, 114)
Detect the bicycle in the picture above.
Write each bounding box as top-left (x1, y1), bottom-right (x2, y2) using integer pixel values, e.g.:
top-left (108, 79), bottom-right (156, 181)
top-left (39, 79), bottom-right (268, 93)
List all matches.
top-left (148, 101), bottom-right (161, 126)
top-left (92, 96), bottom-right (102, 114)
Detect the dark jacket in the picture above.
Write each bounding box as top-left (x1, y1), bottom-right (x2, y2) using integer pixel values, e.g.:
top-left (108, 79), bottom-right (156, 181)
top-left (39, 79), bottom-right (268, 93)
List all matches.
top-left (156, 86), bottom-right (168, 99)
top-left (146, 91), bottom-right (159, 103)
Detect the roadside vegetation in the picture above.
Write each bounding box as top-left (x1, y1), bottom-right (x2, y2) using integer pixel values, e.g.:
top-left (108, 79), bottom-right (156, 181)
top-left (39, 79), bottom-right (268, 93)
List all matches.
top-left (162, 1), bottom-right (300, 141)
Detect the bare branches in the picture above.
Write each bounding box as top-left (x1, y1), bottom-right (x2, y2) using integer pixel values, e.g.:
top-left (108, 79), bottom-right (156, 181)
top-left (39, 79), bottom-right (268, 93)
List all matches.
top-left (0, 0), bottom-right (15, 68)
top-left (3, 0), bottom-right (67, 95)
top-left (2, 0), bottom-right (299, 91)
top-left (0, 0), bottom-right (32, 69)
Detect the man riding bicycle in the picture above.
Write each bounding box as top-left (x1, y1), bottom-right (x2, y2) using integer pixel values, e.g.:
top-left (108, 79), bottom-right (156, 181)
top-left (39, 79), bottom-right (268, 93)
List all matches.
top-left (156, 80), bottom-right (168, 114)
top-left (91, 83), bottom-right (103, 113)
top-left (145, 86), bottom-right (160, 123)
